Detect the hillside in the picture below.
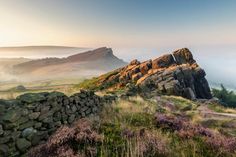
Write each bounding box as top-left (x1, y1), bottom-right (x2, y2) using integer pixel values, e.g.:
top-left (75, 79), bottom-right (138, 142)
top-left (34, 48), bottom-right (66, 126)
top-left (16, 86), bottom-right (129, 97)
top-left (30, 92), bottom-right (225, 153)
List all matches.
top-left (14, 47), bottom-right (125, 72)
top-left (8, 47), bottom-right (126, 81)
top-left (0, 46), bottom-right (88, 58)
top-left (0, 58), bottom-right (32, 83)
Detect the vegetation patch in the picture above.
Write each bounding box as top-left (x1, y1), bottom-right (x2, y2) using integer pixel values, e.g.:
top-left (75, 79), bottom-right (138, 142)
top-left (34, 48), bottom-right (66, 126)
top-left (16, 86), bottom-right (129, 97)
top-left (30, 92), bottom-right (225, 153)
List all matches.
top-left (76, 70), bottom-right (120, 91)
top-left (212, 84), bottom-right (236, 108)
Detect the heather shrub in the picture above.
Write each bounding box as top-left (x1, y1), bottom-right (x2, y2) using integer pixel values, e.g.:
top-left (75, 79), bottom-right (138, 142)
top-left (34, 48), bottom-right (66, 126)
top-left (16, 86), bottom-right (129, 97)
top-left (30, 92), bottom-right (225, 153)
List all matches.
top-left (121, 128), bottom-right (169, 157)
top-left (155, 113), bottom-right (236, 156)
top-left (154, 113), bottom-right (186, 131)
top-left (98, 122), bottom-right (169, 157)
top-left (136, 129), bottom-right (169, 156)
top-left (205, 135), bottom-right (236, 155)
top-left (155, 113), bottom-right (213, 138)
top-left (28, 119), bottom-right (102, 157)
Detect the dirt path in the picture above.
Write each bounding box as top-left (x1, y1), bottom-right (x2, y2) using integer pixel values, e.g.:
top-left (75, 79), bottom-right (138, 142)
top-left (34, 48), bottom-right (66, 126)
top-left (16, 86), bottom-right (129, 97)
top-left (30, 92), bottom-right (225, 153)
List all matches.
top-left (198, 105), bottom-right (236, 119)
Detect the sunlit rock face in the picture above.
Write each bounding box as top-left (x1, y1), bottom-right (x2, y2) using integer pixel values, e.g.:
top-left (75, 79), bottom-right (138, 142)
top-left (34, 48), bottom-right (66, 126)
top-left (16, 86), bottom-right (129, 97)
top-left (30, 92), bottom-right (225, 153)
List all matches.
top-left (97, 48), bottom-right (212, 100)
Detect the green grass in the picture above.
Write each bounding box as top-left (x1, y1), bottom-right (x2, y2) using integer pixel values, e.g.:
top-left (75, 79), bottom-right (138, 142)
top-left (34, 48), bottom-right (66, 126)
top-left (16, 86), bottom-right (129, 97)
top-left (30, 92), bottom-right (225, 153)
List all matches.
top-left (208, 103), bottom-right (225, 113)
top-left (75, 77), bottom-right (100, 90)
top-left (0, 78), bottom-right (83, 99)
top-left (96, 96), bottom-right (236, 157)
top-left (75, 70), bottom-right (120, 90)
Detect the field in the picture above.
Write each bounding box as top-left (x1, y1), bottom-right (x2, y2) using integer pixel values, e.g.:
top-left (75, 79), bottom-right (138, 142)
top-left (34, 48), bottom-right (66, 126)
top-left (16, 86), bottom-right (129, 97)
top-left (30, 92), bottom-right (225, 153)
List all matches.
top-left (0, 78), bottom-right (84, 99)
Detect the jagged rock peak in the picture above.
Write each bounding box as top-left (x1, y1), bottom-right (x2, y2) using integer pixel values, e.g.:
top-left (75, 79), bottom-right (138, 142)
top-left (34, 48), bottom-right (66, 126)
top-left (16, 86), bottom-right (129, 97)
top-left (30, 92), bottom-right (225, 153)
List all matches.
top-left (173, 48), bottom-right (196, 64)
top-left (97, 48), bottom-right (212, 100)
top-left (128, 48), bottom-right (196, 69)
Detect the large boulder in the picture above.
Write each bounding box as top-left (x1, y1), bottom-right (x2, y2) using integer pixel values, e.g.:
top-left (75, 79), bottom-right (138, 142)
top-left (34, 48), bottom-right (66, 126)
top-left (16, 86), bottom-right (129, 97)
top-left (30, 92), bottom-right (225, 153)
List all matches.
top-left (152, 54), bottom-right (175, 69)
top-left (139, 60), bottom-right (152, 75)
top-left (129, 59), bottom-right (140, 65)
top-left (173, 48), bottom-right (196, 64)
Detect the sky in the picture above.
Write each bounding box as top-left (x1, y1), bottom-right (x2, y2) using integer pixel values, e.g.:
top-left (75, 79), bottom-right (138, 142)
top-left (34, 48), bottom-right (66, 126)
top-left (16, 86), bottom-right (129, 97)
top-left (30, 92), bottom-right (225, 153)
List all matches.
top-left (0, 0), bottom-right (236, 48)
top-left (0, 0), bottom-right (236, 87)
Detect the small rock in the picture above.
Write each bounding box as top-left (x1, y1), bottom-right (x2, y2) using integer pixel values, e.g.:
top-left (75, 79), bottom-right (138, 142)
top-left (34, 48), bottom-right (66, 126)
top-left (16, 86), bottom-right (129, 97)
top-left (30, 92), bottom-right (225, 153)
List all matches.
top-left (68, 115), bottom-right (75, 124)
top-left (40, 106), bottom-right (50, 114)
top-left (42, 117), bottom-right (53, 124)
top-left (71, 105), bottom-right (77, 113)
top-left (11, 131), bottom-right (21, 141)
top-left (22, 128), bottom-right (37, 138)
top-left (29, 112), bottom-right (40, 120)
top-left (0, 144), bottom-right (9, 156)
top-left (3, 109), bottom-right (22, 123)
top-left (0, 136), bottom-right (10, 144)
top-left (0, 124), bottom-right (3, 135)
top-left (16, 138), bottom-right (31, 152)
top-left (17, 116), bottom-right (29, 125)
top-left (34, 122), bottom-right (42, 129)
top-left (19, 121), bottom-right (35, 130)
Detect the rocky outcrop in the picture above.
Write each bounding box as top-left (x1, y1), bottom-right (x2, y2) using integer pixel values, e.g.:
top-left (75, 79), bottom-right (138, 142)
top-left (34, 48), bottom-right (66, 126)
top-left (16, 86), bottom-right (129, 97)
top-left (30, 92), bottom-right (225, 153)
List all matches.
top-left (97, 48), bottom-right (212, 100)
top-left (0, 90), bottom-right (109, 156)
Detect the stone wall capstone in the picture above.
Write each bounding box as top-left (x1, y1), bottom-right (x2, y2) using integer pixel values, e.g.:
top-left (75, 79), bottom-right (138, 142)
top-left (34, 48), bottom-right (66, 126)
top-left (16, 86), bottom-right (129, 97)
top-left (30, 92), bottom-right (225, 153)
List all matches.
top-left (0, 90), bottom-right (105, 157)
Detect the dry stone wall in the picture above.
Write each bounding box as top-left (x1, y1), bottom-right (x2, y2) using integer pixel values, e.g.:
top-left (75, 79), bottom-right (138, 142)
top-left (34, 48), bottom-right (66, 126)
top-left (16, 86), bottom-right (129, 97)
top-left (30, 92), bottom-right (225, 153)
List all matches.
top-left (0, 90), bottom-right (107, 157)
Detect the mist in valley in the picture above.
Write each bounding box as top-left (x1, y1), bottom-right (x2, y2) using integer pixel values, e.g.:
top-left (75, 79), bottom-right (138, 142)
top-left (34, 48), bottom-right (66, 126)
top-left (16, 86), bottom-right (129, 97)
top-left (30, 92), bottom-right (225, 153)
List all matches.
top-left (0, 46), bottom-right (235, 92)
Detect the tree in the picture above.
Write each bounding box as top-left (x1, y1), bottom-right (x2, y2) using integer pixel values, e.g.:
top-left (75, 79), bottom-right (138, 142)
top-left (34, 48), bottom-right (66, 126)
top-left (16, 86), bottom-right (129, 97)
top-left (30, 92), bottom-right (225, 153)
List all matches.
top-left (212, 84), bottom-right (236, 108)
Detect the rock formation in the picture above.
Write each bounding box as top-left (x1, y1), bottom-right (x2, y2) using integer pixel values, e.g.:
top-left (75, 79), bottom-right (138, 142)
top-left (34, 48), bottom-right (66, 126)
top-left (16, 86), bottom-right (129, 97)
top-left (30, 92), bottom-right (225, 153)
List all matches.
top-left (97, 48), bottom-right (212, 100)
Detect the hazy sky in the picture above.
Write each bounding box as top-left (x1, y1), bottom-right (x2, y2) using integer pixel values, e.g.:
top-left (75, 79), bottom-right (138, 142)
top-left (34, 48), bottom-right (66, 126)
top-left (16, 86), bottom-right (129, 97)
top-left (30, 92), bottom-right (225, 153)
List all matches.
top-left (0, 0), bottom-right (236, 48)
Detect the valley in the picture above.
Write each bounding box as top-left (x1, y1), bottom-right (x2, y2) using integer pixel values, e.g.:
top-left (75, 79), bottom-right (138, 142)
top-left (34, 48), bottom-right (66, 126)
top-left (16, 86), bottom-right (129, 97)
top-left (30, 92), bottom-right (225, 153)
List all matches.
top-left (1, 47), bottom-right (236, 157)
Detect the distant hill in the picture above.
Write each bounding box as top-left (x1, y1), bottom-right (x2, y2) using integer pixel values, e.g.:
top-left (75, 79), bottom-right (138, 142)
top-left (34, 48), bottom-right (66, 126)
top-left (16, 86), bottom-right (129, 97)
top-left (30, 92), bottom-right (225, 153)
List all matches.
top-left (0, 58), bottom-right (32, 82)
top-left (9, 47), bottom-right (127, 81)
top-left (0, 45), bottom-right (78, 51)
top-left (0, 46), bottom-right (89, 58)
top-left (0, 58), bottom-right (31, 67)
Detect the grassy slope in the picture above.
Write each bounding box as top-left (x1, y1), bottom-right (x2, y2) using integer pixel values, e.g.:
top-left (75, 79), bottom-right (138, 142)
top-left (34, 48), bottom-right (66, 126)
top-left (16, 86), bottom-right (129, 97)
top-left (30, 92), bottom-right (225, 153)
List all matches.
top-left (97, 95), bottom-right (236, 157)
top-left (28, 89), bottom-right (236, 156)
top-left (75, 70), bottom-right (119, 90)
top-left (0, 78), bottom-right (84, 99)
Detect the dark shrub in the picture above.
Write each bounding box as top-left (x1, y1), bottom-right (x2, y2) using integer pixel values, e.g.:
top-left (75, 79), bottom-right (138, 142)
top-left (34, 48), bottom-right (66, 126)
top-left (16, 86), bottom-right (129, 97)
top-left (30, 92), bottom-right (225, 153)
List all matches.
top-left (212, 84), bottom-right (236, 108)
